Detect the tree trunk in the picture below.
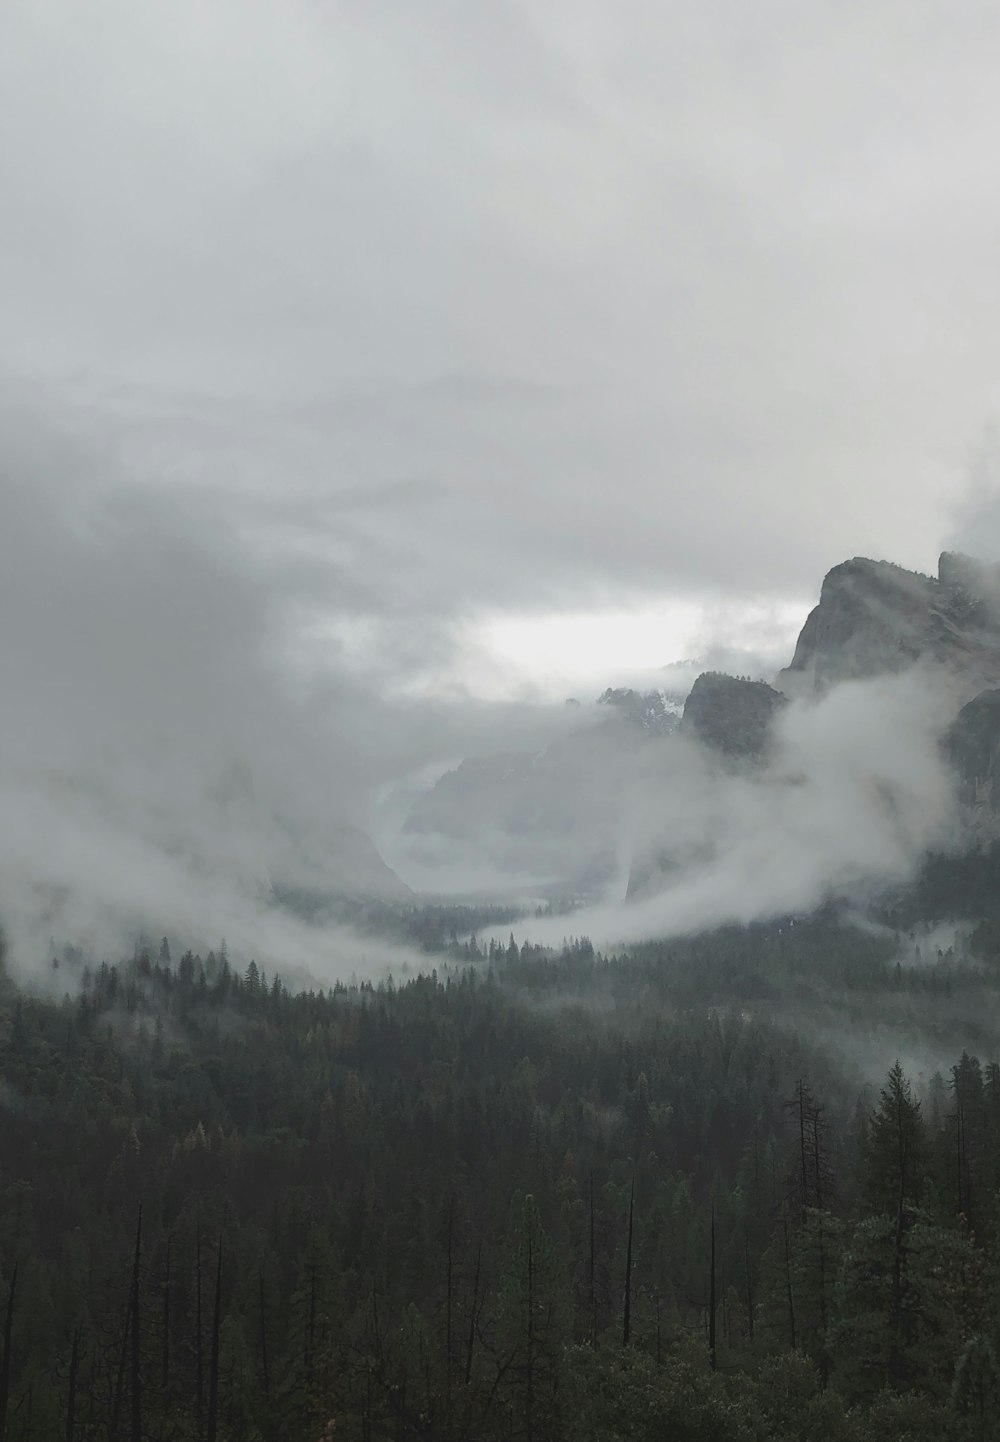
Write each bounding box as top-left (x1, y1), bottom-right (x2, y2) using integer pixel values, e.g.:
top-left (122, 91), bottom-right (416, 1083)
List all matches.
top-left (110, 1282), bottom-right (132, 1442)
top-left (956, 1094), bottom-right (967, 1221)
top-left (207, 1237), bottom-right (223, 1442)
top-left (888, 1085), bottom-right (910, 1388)
top-left (464, 1241), bottom-right (481, 1386)
top-left (783, 1214), bottom-right (796, 1351)
top-left (798, 1082), bottom-right (809, 1220)
top-left (622, 1175), bottom-right (635, 1349)
top-left (445, 1196), bottom-right (454, 1438)
top-left (130, 1207), bottom-right (142, 1442)
top-left (306, 1262), bottom-right (316, 1389)
top-left (161, 1235), bottom-right (171, 1393)
top-left (65, 1327), bottom-right (80, 1442)
top-left (525, 1208), bottom-right (534, 1442)
top-left (589, 1170), bottom-right (597, 1349)
top-left (889, 1184), bottom-right (906, 1388)
top-left (195, 1227), bottom-right (204, 1441)
top-left (708, 1205), bottom-right (717, 1372)
top-left (0, 1261), bottom-right (16, 1442)
top-left (259, 1273), bottom-right (270, 1397)
top-left (816, 1213), bottom-right (829, 1387)
top-left (810, 1108), bottom-right (826, 1213)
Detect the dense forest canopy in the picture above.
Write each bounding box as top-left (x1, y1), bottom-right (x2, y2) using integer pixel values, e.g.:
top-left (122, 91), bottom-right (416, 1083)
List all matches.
top-left (2, 908), bottom-right (1000, 1440)
top-left (11, 1), bottom-right (1000, 1437)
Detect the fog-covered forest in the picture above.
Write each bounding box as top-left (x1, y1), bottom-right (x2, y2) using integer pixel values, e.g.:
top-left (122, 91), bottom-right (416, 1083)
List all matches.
top-left (2, 906), bottom-right (1000, 1441)
top-left (12, 2), bottom-right (1000, 1438)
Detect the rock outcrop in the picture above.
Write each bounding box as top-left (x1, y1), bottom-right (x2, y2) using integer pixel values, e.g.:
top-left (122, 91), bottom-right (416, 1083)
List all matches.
top-left (946, 688), bottom-right (1000, 817)
top-left (778, 553), bottom-right (1000, 698)
top-left (679, 552), bottom-right (1000, 763)
top-left (402, 549), bottom-right (1000, 904)
top-left (681, 672), bottom-right (788, 763)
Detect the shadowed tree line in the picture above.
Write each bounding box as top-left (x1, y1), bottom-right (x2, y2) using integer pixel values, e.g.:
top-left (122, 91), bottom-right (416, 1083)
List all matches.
top-left (0, 925), bottom-right (1000, 1438)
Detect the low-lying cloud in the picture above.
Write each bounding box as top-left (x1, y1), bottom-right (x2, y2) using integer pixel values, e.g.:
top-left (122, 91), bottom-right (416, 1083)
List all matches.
top-left (508, 669), bottom-right (963, 949)
top-left (0, 403), bottom-right (595, 977)
top-left (0, 403), bottom-right (986, 978)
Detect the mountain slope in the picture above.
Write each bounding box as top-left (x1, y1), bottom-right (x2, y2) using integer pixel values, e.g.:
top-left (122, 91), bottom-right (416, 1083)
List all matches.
top-left (778, 551), bottom-right (1000, 697)
top-left (400, 689), bottom-right (680, 892)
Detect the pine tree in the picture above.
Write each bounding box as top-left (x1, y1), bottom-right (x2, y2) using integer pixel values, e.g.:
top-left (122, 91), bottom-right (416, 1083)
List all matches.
top-left (949, 1334), bottom-right (1000, 1441)
top-left (864, 1061), bottom-right (926, 1217)
top-left (497, 1194), bottom-right (566, 1442)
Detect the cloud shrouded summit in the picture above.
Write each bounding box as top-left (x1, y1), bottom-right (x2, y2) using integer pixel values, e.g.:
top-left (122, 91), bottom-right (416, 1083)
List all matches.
top-left (2, 0), bottom-right (997, 680)
top-left (4, 2), bottom-right (1000, 960)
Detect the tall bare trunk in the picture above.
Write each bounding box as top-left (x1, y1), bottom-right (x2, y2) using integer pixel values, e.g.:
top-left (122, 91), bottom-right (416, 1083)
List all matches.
top-left (622, 1174), bottom-right (635, 1349)
top-left (0, 1262), bottom-right (17, 1442)
top-left (709, 1206), bottom-right (717, 1371)
top-left (207, 1236), bottom-right (223, 1442)
top-left (130, 1207), bottom-right (142, 1442)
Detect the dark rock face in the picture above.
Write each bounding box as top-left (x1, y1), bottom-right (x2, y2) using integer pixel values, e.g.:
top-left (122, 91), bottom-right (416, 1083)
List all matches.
top-left (681, 672), bottom-right (788, 762)
top-left (946, 688), bottom-right (1000, 814)
top-left (938, 551), bottom-right (1000, 599)
top-left (778, 553), bottom-right (1000, 697)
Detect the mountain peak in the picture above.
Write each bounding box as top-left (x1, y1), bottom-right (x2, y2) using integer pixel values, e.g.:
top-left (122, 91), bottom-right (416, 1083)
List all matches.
top-left (778, 551), bottom-right (1000, 697)
top-left (682, 672), bottom-right (787, 761)
top-left (938, 550), bottom-right (1000, 597)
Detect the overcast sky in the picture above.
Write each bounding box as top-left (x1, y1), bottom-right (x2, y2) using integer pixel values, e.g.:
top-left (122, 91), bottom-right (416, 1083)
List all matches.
top-left (4, 0), bottom-right (1000, 699)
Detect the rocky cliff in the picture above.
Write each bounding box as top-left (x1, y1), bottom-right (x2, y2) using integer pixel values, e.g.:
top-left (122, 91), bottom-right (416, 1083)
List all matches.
top-left (627, 552), bottom-right (1000, 899)
top-left (677, 551), bottom-right (1000, 763)
top-left (681, 672), bottom-right (788, 763)
top-left (946, 687), bottom-right (1000, 819)
top-left (400, 549), bottom-right (1000, 903)
top-left (778, 552), bottom-right (1000, 697)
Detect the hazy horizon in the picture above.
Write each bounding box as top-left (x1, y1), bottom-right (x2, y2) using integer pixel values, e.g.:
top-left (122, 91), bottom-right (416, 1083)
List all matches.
top-left (6, 2), bottom-right (1000, 969)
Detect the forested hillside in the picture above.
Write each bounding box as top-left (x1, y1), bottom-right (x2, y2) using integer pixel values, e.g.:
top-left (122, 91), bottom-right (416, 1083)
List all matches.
top-left (2, 922), bottom-right (1000, 1440)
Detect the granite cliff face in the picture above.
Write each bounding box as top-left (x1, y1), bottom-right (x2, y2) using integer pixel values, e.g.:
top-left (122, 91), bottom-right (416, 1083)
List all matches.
top-left (400, 550), bottom-right (1000, 900)
top-left (946, 688), bottom-right (1000, 822)
top-left (681, 673), bottom-right (788, 763)
top-left (627, 552), bottom-right (1000, 898)
top-left (679, 551), bottom-right (1000, 783)
top-left (676, 552), bottom-right (1000, 763)
top-left (778, 552), bottom-right (1000, 698)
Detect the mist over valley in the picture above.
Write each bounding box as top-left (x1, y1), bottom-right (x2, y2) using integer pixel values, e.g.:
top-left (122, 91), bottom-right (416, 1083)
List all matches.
top-left (8, 4), bottom-right (1000, 1436)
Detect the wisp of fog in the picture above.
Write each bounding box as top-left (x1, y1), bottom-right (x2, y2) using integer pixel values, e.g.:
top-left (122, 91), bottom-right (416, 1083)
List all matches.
top-left (505, 669), bottom-right (962, 949)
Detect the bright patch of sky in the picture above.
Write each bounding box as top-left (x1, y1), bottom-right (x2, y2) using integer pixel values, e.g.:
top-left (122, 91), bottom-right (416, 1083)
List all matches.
top-left (293, 598), bottom-right (807, 702)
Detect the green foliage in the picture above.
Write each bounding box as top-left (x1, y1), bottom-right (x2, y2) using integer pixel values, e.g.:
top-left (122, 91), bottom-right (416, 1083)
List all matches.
top-left (833, 1212), bottom-right (978, 1399)
top-left (948, 1334), bottom-right (1000, 1441)
top-left (0, 923), bottom-right (1000, 1436)
top-left (566, 1340), bottom-right (754, 1442)
top-left (863, 1060), bottom-right (928, 1214)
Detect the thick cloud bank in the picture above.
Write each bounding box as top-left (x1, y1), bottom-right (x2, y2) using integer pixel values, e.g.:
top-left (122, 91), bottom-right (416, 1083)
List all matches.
top-left (510, 670), bottom-right (962, 948)
top-left (0, 416), bottom-right (418, 979)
